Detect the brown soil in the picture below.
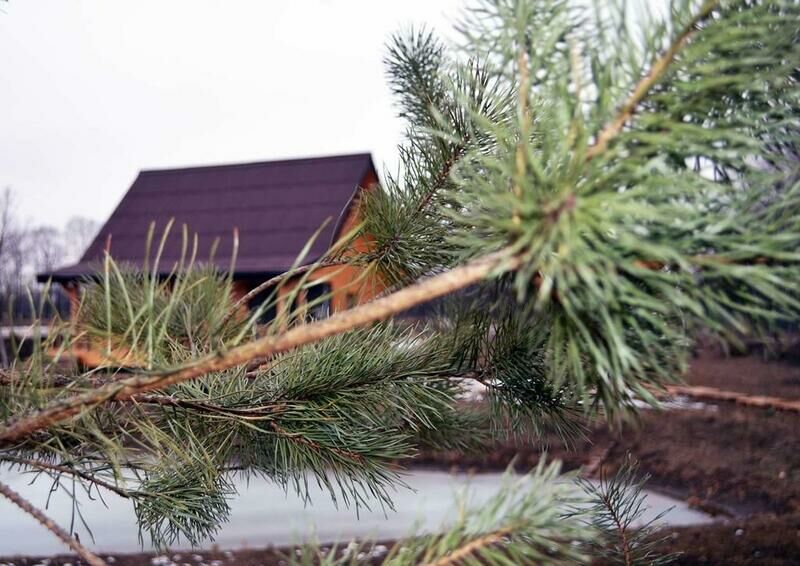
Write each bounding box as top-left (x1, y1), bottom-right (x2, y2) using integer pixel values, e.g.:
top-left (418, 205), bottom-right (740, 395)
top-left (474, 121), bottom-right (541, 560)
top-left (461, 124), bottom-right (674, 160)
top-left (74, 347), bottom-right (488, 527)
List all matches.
top-left (5, 346), bottom-right (800, 565)
top-left (652, 513), bottom-right (800, 566)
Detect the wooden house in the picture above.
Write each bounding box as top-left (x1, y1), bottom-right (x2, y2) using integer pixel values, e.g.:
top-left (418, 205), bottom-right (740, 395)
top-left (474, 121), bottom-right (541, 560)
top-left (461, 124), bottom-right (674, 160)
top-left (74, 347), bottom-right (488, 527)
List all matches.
top-left (38, 153), bottom-right (385, 324)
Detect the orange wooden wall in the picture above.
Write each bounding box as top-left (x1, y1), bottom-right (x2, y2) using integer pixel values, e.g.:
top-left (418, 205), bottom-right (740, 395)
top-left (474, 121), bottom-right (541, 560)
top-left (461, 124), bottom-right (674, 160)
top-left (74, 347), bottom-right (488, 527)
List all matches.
top-left (275, 170), bottom-right (386, 317)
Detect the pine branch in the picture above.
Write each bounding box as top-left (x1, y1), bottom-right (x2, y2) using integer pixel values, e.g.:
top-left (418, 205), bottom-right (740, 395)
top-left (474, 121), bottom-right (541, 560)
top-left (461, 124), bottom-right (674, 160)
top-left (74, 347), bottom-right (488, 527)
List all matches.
top-left (446, 0), bottom-right (800, 417)
top-left (0, 478), bottom-right (107, 566)
top-left (2, 1), bottom-right (798, 557)
top-left (579, 457), bottom-right (679, 565)
top-left (0, 249), bottom-right (520, 445)
top-left (291, 461), bottom-right (594, 565)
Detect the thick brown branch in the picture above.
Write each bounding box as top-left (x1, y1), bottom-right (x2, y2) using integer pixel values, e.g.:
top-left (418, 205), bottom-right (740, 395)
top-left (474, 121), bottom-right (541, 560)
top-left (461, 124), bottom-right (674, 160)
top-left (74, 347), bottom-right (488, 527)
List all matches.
top-left (586, 0), bottom-right (719, 160)
top-left (0, 478), bottom-right (107, 566)
top-left (0, 249), bottom-right (519, 445)
top-left (664, 384), bottom-right (800, 413)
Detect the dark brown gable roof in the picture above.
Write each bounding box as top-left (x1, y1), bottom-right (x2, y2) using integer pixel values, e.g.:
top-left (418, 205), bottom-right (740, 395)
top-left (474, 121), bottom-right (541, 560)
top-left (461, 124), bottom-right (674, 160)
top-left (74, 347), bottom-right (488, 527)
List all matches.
top-left (39, 153), bottom-right (376, 283)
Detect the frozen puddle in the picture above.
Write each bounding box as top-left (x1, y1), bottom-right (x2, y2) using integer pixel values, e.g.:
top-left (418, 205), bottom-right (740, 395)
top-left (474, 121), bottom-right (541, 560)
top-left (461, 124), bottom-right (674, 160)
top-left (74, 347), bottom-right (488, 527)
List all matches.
top-left (0, 470), bottom-right (712, 556)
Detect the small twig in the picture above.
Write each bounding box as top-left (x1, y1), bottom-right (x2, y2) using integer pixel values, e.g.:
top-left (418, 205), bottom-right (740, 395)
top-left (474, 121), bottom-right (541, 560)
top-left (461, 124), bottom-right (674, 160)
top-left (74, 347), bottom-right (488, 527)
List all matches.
top-left (0, 478), bottom-right (106, 566)
top-left (601, 489), bottom-right (633, 566)
top-left (414, 145), bottom-right (466, 216)
top-left (1, 455), bottom-right (130, 499)
top-left (269, 422), bottom-right (366, 464)
top-left (0, 370), bottom-right (115, 389)
top-left (131, 394), bottom-right (287, 419)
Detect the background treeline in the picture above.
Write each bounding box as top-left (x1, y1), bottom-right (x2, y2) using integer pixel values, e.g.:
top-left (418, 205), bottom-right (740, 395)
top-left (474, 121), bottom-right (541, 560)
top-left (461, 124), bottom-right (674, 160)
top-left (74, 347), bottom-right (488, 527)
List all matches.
top-left (0, 187), bottom-right (97, 324)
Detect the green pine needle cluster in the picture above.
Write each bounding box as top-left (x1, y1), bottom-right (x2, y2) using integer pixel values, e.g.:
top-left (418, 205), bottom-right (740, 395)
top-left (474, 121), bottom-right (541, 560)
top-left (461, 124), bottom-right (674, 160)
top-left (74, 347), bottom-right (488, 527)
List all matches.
top-left (578, 457), bottom-right (680, 565)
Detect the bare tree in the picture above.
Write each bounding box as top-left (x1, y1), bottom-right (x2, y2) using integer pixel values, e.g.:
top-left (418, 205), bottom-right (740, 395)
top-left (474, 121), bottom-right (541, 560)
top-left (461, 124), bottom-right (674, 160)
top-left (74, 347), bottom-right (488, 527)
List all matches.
top-left (63, 216), bottom-right (99, 263)
top-left (26, 226), bottom-right (66, 276)
top-left (0, 188), bottom-right (12, 266)
top-left (0, 188), bottom-right (27, 294)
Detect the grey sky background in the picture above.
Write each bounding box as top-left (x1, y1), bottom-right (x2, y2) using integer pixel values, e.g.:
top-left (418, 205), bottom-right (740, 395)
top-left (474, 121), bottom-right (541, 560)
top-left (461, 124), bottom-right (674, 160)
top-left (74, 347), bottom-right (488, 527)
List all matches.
top-left (1, 1), bottom-right (463, 229)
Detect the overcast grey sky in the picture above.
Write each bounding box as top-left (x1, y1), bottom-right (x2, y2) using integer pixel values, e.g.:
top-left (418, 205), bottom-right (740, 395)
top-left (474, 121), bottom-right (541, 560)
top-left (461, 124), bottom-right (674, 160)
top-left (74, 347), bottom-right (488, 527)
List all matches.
top-left (1, 1), bottom-right (463, 228)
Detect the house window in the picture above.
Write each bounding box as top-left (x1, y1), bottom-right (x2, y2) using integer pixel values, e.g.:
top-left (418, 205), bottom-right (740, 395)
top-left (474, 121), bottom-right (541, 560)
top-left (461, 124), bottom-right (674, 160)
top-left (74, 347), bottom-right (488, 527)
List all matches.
top-left (306, 283), bottom-right (332, 320)
top-left (247, 288), bottom-right (277, 324)
top-left (246, 281), bottom-right (331, 323)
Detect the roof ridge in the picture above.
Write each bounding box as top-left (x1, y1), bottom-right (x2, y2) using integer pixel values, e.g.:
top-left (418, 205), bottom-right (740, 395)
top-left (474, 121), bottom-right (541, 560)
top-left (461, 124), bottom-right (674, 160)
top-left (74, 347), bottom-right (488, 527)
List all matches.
top-left (139, 152), bottom-right (373, 175)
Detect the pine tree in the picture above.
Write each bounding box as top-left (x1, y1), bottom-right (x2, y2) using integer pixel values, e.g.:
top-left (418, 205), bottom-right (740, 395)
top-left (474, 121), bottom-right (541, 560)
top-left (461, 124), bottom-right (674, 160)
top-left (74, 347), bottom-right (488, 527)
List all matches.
top-left (1, 0), bottom-right (799, 564)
